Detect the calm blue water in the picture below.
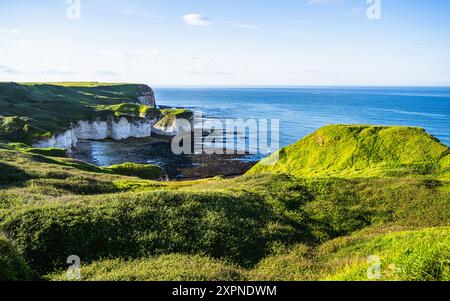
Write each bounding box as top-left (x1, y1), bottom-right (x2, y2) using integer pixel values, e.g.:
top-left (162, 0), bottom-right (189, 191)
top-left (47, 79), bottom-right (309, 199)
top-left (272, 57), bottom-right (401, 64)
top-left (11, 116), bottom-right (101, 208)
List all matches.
top-left (155, 87), bottom-right (450, 147)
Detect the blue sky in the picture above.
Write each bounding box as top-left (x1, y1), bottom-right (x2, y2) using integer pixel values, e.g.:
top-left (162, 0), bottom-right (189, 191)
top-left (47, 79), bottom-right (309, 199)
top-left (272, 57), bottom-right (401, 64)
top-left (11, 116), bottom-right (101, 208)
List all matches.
top-left (0, 0), bottom-right (449, 86)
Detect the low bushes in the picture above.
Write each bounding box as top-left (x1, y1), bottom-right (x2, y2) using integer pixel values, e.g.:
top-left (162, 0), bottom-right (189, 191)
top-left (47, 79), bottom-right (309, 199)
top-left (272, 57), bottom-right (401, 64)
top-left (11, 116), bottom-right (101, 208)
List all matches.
top-left (250, 227), bottom-right (450, 281)
top-left (103, 162), bottom-right (166, 180)
top-left (0, 235), bottom-right (35, 281)
top-left (0, 191), bottom-right (272, 273)
top-left (49, 254), bottom-right (243, 281)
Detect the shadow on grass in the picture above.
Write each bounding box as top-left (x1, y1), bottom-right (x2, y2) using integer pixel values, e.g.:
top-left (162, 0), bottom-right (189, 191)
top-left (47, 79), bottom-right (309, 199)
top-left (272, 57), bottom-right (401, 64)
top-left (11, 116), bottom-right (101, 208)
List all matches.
top-left (0, 162), bottom-right (34, 189)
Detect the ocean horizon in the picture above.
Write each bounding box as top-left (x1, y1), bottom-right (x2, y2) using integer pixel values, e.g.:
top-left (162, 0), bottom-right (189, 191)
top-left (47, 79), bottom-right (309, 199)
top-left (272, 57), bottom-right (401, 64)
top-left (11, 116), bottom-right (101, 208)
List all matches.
top-left (155, 86), bottom-right (450, 148)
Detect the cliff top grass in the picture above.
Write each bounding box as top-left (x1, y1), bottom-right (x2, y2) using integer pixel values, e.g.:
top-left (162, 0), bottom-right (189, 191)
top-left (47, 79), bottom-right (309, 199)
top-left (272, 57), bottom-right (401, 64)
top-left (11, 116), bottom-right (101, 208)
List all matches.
top-left (248, 125), bottom-right (450, 179)
top-left (96, 103), bottom-right (161, 120)
top-left (20, 82), bottom-right (136, 87)
top-left (0, 82), bottom-right (155, 144)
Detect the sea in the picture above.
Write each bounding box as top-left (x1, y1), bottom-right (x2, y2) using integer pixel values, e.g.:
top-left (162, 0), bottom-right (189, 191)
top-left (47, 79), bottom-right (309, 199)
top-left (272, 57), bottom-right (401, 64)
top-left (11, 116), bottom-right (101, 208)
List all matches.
top-left (73, 87), bottom-right (450, 169)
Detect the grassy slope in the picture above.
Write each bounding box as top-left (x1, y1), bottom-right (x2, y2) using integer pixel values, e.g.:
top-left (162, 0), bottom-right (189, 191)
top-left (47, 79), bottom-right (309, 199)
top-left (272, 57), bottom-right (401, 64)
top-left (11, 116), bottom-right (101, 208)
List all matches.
top-left (248, 125), bottom-right (450, 178)
top-left (251, 227), bottom-right (449, 281)
top-left (0, 235), bottom-right (35, 281)
top-left (47, 227), bottom-right (448, 281)
top-left (49, 254), bottom-right (243, 281)
top-left (0, 143), bottom-right (448, 277)
top-left (0, 82), bottom-right (155, 143)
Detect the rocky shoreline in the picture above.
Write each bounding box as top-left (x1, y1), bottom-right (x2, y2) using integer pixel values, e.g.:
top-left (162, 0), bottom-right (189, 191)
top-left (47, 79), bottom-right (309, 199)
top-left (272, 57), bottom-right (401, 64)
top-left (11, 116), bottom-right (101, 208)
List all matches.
top-left (71, 135), bottom-right (258, 180)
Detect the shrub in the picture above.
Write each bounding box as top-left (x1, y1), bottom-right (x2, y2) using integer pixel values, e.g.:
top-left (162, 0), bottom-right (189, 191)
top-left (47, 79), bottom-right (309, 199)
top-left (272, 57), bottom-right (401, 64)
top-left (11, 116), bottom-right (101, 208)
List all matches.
top-left (0, 190), bottom-right (271, 273)
top-left (23, 148), bottom-right (68, 158)
top-left (0, 235), bottom-right (35, 281)
top-left (103, 162), bottom-right (166, 180)
top-left (48, 254), bottom-right (243, 281)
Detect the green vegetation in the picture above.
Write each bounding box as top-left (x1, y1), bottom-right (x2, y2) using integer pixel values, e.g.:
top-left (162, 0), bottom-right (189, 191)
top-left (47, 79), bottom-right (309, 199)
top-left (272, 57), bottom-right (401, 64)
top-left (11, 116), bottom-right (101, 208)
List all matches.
top-left (155, 108), bottom-right (194, 128)
top-left (0, 144), bottom-right (448, 277)
top-left (97, 103), bottom-right (162, 120)
top-left (47, 227), bottom-right (449, 281)
top-left (251, 227), bottom-right (449, 281)
top-left (7, 142), bottom-right (68, 158)
top-left (0, 84), bottom-right (448, 281)
top-left (49, 254), bottom-right (243, 281)
top-left (0, 82), bottom-right (155, 143)
top-left (0, 235), bottom-right (35, 281)
top-left (103, 162), bottom-right (166, 180)
top-left (248, 125), bottom-right (449, 178)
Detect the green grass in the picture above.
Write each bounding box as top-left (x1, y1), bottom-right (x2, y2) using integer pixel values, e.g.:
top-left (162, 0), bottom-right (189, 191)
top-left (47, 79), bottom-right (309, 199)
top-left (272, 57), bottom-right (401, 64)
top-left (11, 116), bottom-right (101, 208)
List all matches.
top-left (248, 125), bottom-right (449, 178)
top-left (102, 162), bottom-right (166, 180)
top-left (250, 227), bottom-right (450, 281)
top-left (155, 109), bottom-right (194, 127)
top-left (1, 147), bottom-right (448, 274)
top-left (0, 82), bottom-right (155, 143)
top-left (46, 227), bottom-right (449, 281)
top-left (48, 254), bottom-right (243, 281)
top-left (96, 103), bottom-right (162, 120)
top-left (7, 142), bottom-right (68, 158)
top-left (0, 235), bottom-right (35, 281)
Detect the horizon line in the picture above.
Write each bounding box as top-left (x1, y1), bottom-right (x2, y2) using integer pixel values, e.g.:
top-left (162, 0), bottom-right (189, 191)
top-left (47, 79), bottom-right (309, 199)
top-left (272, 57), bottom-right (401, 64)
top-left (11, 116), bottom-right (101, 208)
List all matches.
top-left (2, 81), bottom-right (450, 89)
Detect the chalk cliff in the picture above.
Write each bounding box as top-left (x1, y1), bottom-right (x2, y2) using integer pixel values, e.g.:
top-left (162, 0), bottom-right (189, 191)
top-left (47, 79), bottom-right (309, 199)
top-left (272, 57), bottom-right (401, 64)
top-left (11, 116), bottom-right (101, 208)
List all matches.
top-left (33, 117), bottom-right (159, 150)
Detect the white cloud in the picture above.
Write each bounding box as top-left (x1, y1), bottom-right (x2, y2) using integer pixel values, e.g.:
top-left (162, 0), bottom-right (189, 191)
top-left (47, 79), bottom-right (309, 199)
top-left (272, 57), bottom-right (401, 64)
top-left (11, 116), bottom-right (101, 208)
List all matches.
top-left (0, 65), bottom-right (19, 74)
top-left (0, 28), bottom-right (20, 35)
top-left (183, 13), bottom-right (214, 26)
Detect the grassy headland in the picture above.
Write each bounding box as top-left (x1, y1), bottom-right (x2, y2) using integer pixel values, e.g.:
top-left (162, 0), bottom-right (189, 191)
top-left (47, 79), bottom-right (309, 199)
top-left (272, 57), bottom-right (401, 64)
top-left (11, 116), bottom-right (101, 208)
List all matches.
top-left (248, 125), bottom-right (450, 179)
top-left (0, 82), bottom-right (156, 144)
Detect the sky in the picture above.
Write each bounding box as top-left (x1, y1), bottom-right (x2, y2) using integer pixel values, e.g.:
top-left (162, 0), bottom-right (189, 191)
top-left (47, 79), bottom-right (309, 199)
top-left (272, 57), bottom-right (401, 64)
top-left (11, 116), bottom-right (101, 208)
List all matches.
top-left (0, 0), bottom-right (450, 86)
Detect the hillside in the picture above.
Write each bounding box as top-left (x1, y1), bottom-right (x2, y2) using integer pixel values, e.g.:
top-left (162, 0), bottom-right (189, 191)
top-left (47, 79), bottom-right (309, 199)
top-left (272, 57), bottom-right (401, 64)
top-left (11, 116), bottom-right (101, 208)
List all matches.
top-left (248, 125), bottom-right (450, 178)
top-left (0, 82), bottom-right (156, 144)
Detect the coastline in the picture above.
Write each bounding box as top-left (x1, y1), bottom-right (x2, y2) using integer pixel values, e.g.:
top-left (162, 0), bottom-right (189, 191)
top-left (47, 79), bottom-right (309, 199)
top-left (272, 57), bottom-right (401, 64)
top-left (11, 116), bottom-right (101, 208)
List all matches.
top-left (71, 136), bottom-right (258, 180)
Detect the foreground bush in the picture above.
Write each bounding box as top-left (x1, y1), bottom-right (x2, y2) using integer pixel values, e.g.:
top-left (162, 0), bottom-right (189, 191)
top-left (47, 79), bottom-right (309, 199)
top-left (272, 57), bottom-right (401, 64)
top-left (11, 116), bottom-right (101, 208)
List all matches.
top-left (0, 191), bottom-right (272, 273)
top-left (0, 235), bottom-right (35, 281)
top-left (49, 254), bottom-right (243, 281)
top-left (103, 162), bottom-right (166, 180)
top-left (251, 227), bottom-right (450, 281)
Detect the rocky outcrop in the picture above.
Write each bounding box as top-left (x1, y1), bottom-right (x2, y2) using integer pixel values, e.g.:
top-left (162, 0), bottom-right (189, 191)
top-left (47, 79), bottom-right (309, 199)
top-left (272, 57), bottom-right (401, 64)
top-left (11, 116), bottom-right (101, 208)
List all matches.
top-left (152, 115), bottom-right (194, 136)
top-left (137, 85), bottom-right (156, 107)
top-left (33, 117), bottom-right (159, 150)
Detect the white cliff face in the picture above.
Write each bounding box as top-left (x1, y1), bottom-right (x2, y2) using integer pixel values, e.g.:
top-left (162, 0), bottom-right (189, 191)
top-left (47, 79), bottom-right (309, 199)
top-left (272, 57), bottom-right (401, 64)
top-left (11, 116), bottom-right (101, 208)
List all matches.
top-left (33, 117), bottom-right (159, 149)
top-left (75, 120), bottom-right (109, 140)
